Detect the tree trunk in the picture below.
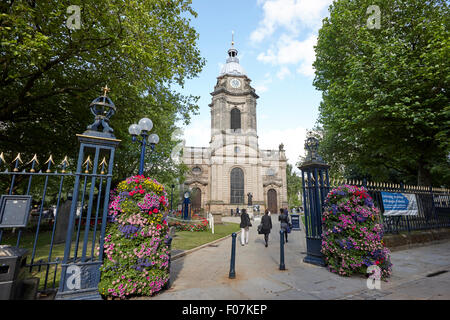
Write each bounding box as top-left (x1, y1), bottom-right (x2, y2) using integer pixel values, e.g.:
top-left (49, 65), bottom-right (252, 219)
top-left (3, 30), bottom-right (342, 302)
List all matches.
top-left (417, 160), bottom-right (432, 186)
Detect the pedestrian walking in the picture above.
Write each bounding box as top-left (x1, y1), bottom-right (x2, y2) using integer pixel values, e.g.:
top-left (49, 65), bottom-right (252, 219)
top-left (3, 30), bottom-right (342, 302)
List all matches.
top-left (236, 207), bottom-right (240, 217)
top-left (259, 209), bottom-right (272, 247)
top-left (278, 208), bottom-right (291, 243)
top-left (239, 208), bottom-right (252, 246)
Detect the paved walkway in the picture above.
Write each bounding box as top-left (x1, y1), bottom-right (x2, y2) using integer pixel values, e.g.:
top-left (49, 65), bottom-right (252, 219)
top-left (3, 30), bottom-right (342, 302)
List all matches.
top-left (134, 214), bottom-right (450, 300)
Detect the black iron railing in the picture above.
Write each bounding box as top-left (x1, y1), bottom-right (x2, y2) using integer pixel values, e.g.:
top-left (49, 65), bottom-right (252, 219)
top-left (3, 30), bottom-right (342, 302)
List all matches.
top-left (325, 179), bottom-right (450, 234)
top-left (0, 152), bottom-right (111, 295)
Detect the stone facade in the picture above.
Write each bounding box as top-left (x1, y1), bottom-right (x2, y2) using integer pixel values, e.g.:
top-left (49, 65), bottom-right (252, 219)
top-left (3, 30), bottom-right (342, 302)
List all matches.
top-left (182, 42), bottom-right (288, 216)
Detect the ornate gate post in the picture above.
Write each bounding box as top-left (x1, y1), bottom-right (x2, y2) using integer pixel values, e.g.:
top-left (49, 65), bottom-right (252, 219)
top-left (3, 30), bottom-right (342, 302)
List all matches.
top-left (56, 87), bottom-right (120, 300)
top-left (298, 134), bottom-right (330, 267)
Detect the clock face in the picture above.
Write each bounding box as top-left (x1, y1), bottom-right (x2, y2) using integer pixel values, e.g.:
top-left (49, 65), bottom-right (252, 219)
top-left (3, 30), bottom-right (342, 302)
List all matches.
top-left (230, 78), bottom-right (241, 88)
top-left (184, 191), bottom-right (190, 198)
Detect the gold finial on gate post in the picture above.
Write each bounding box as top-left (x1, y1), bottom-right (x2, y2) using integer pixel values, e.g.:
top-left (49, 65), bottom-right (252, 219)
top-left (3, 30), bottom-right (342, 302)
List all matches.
top-left (99, 157), bottom-right (108, 175)
top-left (27, 154), bottom-right (39, 172)
top-left (44, 155), bottom-right (55, 173)
top-left (61, 156), bottom-right (70, 173)
top-left (83, 155), bottom-right (92, 174)
top-left (102, 84), bottom-right (110, 97)
top-left (12, 153), bottom-right (23, 172)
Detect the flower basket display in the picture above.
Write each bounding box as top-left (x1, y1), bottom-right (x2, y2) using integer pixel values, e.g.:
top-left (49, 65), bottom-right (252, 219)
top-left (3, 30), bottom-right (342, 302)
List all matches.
top-left (98, 175), bottom-right (171, 299)
top-left (321, 185), bottom-right (392, 280)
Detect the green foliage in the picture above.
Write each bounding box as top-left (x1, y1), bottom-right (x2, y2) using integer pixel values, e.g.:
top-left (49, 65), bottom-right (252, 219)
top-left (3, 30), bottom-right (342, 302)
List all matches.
top-left (0, 0), bottom-right (205, 188)
top-left (313, 0), bottom-right (450, 186)
top-left (286, 163), bottom-right (302, 208)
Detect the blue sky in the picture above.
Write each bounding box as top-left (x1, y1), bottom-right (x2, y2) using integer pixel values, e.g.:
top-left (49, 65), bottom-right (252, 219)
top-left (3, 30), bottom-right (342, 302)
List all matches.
top-left (178, 0), bottom-right (334, 167)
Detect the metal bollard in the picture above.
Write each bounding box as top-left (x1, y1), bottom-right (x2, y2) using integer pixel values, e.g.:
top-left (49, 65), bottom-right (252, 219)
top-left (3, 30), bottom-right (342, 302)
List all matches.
top-left (279, 230), bottom-right (286, 270)
top-left (229, 232), bottom-right (237, 279)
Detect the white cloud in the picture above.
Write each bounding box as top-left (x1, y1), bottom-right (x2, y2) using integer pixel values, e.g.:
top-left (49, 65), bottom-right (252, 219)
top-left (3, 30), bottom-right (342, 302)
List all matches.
top-left (253, 73), bottom-right (273, 94)
top-left (257, 33), bottom-right (317, 77)
top-left (251, 0), bottom-right (331, 79)
top-left (254, 84), bottom-right (269, 93)
top-left (276, 66), bottom-right (291, 80)
top-left (250, 0), bottom-right (332, 44)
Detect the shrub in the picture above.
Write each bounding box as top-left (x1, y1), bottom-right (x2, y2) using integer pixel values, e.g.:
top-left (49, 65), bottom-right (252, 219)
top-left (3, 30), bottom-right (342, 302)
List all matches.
top-left (321, 185), bottom-right (392, 280)
top-left (98, 175), bottom-right (171, 299)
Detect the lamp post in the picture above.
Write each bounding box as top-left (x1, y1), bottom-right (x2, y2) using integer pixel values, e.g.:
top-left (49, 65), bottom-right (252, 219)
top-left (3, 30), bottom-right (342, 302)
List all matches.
top-left (128, 118), bottom-right (159, 176)
top-left (170, 184), bottom-right (175, 212)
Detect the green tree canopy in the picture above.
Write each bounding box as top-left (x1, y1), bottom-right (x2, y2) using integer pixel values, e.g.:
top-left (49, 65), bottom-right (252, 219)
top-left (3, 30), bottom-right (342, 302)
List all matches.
top-left (0, 0), bottom-right (204, 189)
top-left (313, 0), bottom-right (449, 187)
top-left (286, 163), bottom-right (302, 208)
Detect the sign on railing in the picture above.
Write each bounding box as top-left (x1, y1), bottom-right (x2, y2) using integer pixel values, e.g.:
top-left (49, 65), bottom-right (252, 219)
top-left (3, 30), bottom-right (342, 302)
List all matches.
top-left (381, 192), bottom-right (418, 216)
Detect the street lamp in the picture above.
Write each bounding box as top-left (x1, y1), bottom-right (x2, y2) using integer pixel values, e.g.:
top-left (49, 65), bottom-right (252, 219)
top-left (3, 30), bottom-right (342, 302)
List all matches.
top-left (170, 184), bottom-right (175, 212)
top-left (128, 117), bottom-right (159, 176)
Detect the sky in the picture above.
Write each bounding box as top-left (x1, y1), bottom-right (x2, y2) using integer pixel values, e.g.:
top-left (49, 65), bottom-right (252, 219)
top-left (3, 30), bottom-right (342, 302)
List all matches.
top-left (178, 0), bottom-right (334, 168)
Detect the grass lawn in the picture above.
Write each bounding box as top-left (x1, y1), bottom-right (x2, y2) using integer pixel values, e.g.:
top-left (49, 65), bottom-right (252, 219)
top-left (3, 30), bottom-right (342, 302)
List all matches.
top-left (1, 229), bottom-right (100, 292)
top-left (1, 222), bottom-right (240, 291)
top-left (171, 222), bottom-right (241, 251)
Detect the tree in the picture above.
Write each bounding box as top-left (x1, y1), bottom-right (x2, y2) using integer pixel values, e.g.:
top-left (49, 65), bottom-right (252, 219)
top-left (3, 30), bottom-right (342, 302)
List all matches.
top-left (313, 0), bottom-right (450, 187)
top-left (0, 0), bottom-right (205, 190)
top-left (286, 163), bottom-right (302, 208)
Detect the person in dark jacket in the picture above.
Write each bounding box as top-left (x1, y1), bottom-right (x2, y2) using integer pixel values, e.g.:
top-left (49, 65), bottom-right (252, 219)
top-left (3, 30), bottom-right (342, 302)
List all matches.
top-left (239, 209), bottom-right (251, 245)
top-left (260, 209), bottom-right (272, 247)
top-left (279, 208), bottom-right (290, 243)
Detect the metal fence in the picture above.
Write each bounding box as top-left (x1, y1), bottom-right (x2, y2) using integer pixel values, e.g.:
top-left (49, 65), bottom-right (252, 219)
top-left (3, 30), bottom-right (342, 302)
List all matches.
top-left (0, 151), bottom-right (111, 296)
top-left (328, 179), bottom-right (450, 234)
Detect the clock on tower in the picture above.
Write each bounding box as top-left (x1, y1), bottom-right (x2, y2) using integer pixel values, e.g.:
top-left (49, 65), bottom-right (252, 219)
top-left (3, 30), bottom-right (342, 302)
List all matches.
top-left (230, 78), bottom-right (241, 88)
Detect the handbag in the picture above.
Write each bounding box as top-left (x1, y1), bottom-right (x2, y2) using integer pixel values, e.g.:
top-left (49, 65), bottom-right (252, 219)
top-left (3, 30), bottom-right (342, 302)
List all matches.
top-left (286, 225), bottom-right (291, 233)
top-left (257, 224), bottom-right (263, 234)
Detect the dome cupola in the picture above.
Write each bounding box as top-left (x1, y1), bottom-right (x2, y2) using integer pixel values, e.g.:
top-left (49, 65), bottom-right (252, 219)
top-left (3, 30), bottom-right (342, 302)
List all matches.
top-left (219, 32), bottom-right (247, 77)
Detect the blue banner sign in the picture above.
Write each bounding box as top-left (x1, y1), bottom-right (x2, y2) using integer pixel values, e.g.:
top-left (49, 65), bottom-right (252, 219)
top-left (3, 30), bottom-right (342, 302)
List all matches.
top-left (381, 192), bottom-right (418, 216)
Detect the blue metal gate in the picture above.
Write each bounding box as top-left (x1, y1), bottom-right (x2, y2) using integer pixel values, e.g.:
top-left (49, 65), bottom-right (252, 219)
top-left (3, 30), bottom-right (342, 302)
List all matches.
top-left (0, 88), bottom-right (120, 299)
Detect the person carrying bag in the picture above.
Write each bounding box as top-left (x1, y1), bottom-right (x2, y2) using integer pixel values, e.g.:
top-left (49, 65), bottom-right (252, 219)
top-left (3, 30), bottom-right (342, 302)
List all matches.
top-left (259, 209), bottom-right (272, 247)
top-left (239, 209), bottom-right (251, 246)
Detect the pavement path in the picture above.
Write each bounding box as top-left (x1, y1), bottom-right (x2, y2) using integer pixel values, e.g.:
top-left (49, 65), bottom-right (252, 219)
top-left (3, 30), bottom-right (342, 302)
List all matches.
top-left (133, 214), bottom-right (450, 300)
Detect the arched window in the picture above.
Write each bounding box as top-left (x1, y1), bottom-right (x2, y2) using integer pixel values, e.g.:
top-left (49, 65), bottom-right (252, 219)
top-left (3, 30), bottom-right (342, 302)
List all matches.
top-left (230, 108), bottom-right (241, 130)
top-left (230, 167), bottom-right (244, 204)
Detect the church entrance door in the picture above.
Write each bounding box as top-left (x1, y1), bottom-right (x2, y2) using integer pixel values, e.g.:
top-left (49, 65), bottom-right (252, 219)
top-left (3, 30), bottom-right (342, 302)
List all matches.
top-left (267, 189), bottom-right (277, 214)
top-left (192, 187), bottom-right (202, 213)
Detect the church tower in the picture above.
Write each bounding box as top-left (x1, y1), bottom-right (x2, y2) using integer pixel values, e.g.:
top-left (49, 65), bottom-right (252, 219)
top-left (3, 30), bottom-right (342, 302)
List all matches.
top-left (210, 37), bottom-right (259, 150)
top-left (182, 35), bottom-right (288, 219)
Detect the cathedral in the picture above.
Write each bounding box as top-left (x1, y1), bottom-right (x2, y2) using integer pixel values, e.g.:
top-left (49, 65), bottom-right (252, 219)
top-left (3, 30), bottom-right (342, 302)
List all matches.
top-left (182, 39), bottom-right (288, 217)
